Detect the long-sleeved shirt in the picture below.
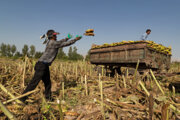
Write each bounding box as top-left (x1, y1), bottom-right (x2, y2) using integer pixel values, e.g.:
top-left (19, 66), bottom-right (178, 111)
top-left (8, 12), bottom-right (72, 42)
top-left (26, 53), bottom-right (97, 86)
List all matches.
top-left (38, 38), bottom-right (79, 65)
top-left (140, 33), bottom-right (149, 40)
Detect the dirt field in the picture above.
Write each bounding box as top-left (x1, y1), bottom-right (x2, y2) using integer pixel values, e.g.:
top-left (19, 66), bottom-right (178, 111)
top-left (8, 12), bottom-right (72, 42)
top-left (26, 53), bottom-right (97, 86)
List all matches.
top-left (0, 58), bottom-right (180, 120)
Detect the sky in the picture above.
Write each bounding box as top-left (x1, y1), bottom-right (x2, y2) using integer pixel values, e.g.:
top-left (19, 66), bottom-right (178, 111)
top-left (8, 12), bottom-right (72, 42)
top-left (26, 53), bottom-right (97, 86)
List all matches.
top-left (0, 0), bottom-right (180, 60)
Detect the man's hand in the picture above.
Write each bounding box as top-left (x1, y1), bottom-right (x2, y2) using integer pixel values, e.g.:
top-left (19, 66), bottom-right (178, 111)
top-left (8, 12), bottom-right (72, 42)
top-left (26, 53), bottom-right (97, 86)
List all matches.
top-left (75, 35), bottom-right (82, 40)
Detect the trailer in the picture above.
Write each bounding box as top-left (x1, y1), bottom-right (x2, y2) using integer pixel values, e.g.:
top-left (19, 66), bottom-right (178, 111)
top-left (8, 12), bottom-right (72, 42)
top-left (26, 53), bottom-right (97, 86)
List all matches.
top-left (90, 41), bottom-right (171, 76)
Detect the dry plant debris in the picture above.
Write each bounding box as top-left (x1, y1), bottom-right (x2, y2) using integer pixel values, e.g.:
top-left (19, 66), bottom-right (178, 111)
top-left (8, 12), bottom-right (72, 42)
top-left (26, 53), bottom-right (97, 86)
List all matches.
top-left (0, 58), bottom-right (180, 120)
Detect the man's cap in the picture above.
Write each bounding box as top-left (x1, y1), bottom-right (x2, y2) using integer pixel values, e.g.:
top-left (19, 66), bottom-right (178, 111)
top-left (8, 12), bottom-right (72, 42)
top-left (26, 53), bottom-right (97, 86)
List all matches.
top-left (146, 29), bottom-right (151, 32)
top-left (40, 29), bottom-right (60, 44)
top-left (46, 29), bottom-right (60, 38)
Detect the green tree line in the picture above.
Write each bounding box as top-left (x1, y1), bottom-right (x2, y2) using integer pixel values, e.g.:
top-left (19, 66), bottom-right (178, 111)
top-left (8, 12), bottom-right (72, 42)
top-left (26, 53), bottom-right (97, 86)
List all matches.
top-left (0, 43), bottom-right (88, 61)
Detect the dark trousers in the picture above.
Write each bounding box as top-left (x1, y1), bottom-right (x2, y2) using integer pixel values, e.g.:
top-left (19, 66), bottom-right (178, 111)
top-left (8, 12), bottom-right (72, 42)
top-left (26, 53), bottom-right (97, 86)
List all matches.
top-left (21, 61), bottom-right (51, 101)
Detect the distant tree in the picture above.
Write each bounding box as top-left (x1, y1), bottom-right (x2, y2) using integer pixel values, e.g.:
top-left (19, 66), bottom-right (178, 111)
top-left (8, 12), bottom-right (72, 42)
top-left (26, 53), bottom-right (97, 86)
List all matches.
top-left (72, 46), bottom-right (78, 60)
top-left (14, 51), bottom-right (22, 58)
top-left (57, 48), bottom-right (67, 60)
top-left (68, 46), bottom-right (73, 60)
top-left (22, 44), bottom-right (29, 56)
top-left (85, 49), bottom-right (90, 61)
top-left (76, 54), bottom-right (84, 60)
top-left (0, 43), bottom-right (7, 56)
top-left (11, 45), bottom-right (17, 56)
top-left (35, 51), bottom-right (43, 58)
top-left (68, 46), bottom-right (84, 61)
top-left (6, 44), bottom-right (12, 57)
top-left (29, 45), bottom-right (36, 58)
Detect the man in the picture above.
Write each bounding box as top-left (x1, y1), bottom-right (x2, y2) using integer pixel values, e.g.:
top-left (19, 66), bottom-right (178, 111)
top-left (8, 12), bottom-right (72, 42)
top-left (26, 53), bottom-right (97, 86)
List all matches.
top-left (20, 29), bottom-right (82, 103)
top-left (140, 29), bottom-right (151, 40)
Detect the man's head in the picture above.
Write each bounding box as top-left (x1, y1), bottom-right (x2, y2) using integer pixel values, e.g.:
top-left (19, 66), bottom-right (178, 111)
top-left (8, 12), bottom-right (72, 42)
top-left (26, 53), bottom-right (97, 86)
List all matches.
top-left (46, 29), bottom-right (59, 40)
top-left (146, 29), bottom-right (151, 35)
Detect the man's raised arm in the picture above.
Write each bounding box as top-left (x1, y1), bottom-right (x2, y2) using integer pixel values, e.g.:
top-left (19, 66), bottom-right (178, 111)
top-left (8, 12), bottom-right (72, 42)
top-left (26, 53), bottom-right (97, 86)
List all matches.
top-left (60, 36), bottom-right (82, 47)
top-left (57, 37), bottom-right (69, 43)
top-left (56, 34), bottom-right (73, 43)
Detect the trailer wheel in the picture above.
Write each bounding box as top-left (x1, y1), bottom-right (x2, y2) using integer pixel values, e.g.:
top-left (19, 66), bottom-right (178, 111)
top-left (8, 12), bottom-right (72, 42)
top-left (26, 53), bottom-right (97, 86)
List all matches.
top-left (115, 67), bottom-right (122, 75)
top-left (106, 66), bottom-right (122, 77)
top-left (125, 68), bottom-right (140, 76)
top-left (105, 66), bottom-right (114, 77)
